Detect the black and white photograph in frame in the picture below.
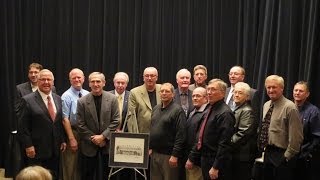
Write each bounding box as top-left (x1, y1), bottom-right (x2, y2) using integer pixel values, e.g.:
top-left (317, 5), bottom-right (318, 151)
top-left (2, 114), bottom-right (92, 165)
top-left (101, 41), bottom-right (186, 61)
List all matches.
top-left (109, 132), bottom-right (149, 169)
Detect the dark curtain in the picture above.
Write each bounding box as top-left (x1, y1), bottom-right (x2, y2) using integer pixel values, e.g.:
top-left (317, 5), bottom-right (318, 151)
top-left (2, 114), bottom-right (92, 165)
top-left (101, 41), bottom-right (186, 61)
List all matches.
top-left (1, 0), bottom-right (320, 168)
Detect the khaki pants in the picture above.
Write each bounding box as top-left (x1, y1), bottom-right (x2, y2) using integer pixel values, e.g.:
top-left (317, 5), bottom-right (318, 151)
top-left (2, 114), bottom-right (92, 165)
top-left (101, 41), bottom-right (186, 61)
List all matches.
top-left (186, 165), bottom-right (203, 180)
top-left (61, 129), bottom-right (80, 180)
top-left (150, 151), bottom-right (179, 180)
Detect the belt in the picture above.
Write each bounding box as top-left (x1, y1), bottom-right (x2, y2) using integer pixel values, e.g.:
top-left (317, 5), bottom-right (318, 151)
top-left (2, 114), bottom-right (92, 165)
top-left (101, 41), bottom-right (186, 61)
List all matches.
top-left (266, 145), bottom-right (285, 152)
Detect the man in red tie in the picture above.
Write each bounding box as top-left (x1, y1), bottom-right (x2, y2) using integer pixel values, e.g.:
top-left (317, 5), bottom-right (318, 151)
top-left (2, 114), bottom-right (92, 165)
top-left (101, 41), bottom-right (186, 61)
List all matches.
top-left (18, 69), bottom-right (66, 180)
top-left (186, 79), bottom-right (235, 180)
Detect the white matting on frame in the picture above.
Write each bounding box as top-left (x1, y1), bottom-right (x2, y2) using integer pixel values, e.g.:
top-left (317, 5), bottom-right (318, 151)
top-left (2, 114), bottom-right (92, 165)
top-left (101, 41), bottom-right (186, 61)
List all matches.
top-left (109, 132), bottom-right (149, 169)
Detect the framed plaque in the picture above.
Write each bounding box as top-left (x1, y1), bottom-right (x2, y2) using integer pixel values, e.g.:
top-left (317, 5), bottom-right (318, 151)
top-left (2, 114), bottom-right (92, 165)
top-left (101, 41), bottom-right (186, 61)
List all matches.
top-left (109, 132), bottom-right (149, 169)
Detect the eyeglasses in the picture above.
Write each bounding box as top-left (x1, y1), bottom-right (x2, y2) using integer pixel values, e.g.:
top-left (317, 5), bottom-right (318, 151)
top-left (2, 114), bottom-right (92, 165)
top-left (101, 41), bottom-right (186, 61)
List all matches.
top-left (192, 94), bottom-right (205, 98)
top-left (144, 74), bottom-right (157, 78)
top-left (228, 72), bottom-right (243, 76)
top-left (233, 91), bottom-right (245, 95)
top-left (39, 78), bottom-right (53, 82)
top-left (206, 87), bottom-right (222, 93)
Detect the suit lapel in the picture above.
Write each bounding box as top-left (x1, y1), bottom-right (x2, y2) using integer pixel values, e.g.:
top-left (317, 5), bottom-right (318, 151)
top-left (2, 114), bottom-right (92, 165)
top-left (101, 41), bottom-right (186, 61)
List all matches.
top-left (34, 91), bottom-right (52, 122)
top-left (141, 87), bottom-right (152, 110)
top-left (52, 94), bottom-right (61, 122)
top-left (155, 84), bottom-right (161, 104)
top-left (174, 89), bottom-right (181, 103)
top-left (123, 90), bottom-right (129, 110)
top-left (224, 87), bottom-right (231, 101)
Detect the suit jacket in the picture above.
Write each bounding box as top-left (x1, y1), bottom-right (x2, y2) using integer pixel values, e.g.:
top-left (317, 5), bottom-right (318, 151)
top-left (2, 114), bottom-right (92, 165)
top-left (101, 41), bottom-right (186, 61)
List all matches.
top-left (109, 90), bottom-right (130, 130)
top-left (14, 82), bottom-right (57, 130)
top-left (77, 91), bottom-right (119, 157)
top-left (173, 88), bottom-right (194, 117)
top-left (231, 102), bottom-right (258, 162)
top-left (18, 90), bottom-right (65, 159)
top-left (126, 84), bottom-right (161, 133)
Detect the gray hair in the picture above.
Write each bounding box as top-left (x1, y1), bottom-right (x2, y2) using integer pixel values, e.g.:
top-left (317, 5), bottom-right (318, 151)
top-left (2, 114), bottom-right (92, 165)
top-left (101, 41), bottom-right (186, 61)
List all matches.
top-left (208, 78), bottom-right (227, 92)
top-left (234, 82), bottom-right (251, 96)
top-left (265, 75), bottom-right (284, 88)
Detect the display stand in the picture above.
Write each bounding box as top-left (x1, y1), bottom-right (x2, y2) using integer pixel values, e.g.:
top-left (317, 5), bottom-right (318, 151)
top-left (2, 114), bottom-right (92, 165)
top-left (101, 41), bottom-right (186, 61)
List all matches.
top-left (108, 167), bottom-right (147, 180)
top-left (108, 119), bottom-right (149, 180)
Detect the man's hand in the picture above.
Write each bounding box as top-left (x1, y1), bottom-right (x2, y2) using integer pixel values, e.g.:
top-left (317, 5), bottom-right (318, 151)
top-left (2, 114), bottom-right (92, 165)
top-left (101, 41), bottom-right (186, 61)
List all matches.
top-left (169, 156), bottom-right (178, 168)
top-left (60, 143), bottom-right (67, 152)
top-left (185, 159), bottom-right (194, 170)
top-left (209, 167), bottom-right (219, 179)
top-left (149, 149), bottom-right (153, 156)
top-left (69, 138), bottom-right (78, 152)
top-left (91, 135), bottom-right (105, 145)
top-left (99, 140), bottom-right (106, 147)
top-left (26, 146), bottom-right (36, 158)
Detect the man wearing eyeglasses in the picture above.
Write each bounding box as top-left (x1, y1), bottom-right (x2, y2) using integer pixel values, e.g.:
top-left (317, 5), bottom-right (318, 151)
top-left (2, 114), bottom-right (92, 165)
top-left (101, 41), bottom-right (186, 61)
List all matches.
top-left (186, 79), bottom-right (235, 180)
top-left (126, 67), bottom-right (161, 134)
top-left (125, 67), bottom-right (161, 179)
top-left (18, 69), bottom-right (66, 180)
top-left (225, 66), bottom-right (261, 126)
top-left (184, 87), bottom-right (209, 180)
top-left (225, 66), bottom-right (256, 110)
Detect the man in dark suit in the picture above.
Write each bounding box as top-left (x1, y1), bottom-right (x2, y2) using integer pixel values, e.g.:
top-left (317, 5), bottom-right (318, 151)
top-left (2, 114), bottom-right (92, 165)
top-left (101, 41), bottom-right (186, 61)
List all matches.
top-left (6, 63), bottom-right (44, 178)
top-left (16, 63), bottom-right (57, 117)
top-left (225, 66), bottom-right (257, 109)
top-left (109, 72), bottom-right (130, 132)
top-left (109, 72), bottom-right (133, 180)
top-left (174, 68), bottom-right (194, 118)
top-left (18, 69), bottom-right (66, 180)
top-left (77, 72), bottom-right (119, 180)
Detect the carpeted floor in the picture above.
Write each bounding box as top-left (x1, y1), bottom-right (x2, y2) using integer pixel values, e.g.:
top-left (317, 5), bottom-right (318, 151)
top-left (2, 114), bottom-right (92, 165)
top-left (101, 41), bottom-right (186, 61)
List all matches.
top-left (0, 169), bottom-right (13, 180)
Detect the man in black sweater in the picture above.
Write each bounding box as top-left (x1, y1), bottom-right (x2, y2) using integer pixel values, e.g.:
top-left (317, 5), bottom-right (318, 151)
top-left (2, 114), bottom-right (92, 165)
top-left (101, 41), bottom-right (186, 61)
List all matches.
top-left (149, 82), bottom-right (186, 180)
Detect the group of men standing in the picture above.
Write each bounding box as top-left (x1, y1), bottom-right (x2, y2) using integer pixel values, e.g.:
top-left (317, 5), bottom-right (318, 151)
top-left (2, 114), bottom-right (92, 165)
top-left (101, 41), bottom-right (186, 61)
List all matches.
top-left (11, 63), bottom-right (320, 180)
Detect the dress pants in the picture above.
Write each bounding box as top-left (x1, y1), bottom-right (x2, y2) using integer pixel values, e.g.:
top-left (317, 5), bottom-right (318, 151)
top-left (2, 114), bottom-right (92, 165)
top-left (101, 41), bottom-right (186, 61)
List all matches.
top-left (294, 149), bottom-right (320, 180)
top-left (61, 128), bottom-right (80, 180)
top-left (186, 165), bottom-right (203, 180)
top-left (150, 151), bottom-right (179, 180)
top-left (263, 145), bottom-right (295, 180)
top-left (201, 154), bottom-right (231, 180)
top-left (80, 149), bottom-right (110, 180)
top-left (230, 159), bottom-right (254, 180)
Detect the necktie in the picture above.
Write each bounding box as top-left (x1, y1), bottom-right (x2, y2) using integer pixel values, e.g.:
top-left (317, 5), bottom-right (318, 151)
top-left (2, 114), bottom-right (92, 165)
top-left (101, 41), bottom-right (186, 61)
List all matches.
top-left (79, 92), bottom-right (82, 98)
top-left (197, 105), bottom-right (213, 150)
top-left (180, 93), bottom-right (189, 116)
top-left (258, 103), bottom-right (274, 150)
top-left (47, 96), bottom-right (56, 121)
top-left (227, 90), bottom-right (235, 110)
top-left (117, 95), bottom-right (123, 121)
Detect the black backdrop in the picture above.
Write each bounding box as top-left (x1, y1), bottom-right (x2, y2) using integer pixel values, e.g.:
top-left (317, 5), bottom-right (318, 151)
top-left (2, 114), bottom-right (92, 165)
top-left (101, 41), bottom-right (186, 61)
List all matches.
top-left (1, 0), bottom-right (320, 167)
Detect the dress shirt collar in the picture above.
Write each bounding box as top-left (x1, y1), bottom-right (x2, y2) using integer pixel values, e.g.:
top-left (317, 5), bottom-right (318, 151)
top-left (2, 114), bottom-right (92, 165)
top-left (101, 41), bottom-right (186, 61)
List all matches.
top-left (38, 90), bottom-right (53, 103)
top-left (115, 91), bottom-right (124, 99)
